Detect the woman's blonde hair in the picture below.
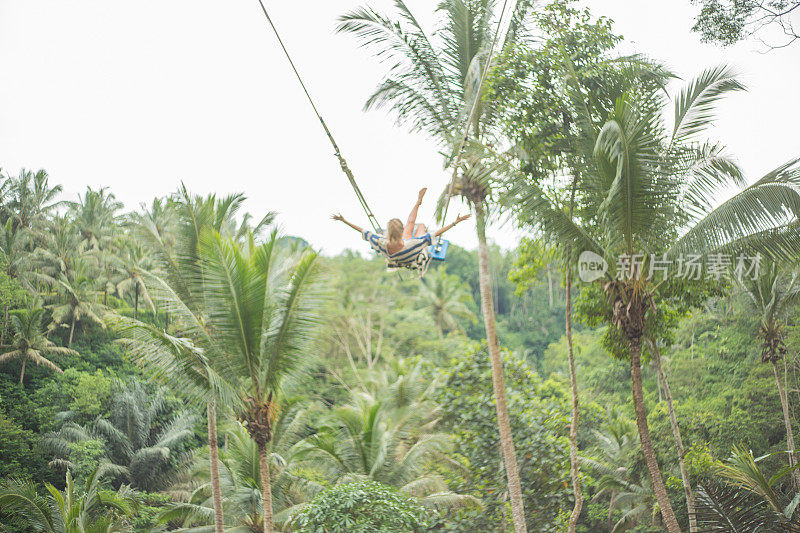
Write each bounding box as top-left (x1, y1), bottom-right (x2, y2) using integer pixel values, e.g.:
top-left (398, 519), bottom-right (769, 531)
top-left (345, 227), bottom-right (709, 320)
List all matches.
top-left (386, 218), bottom-right (403, 242)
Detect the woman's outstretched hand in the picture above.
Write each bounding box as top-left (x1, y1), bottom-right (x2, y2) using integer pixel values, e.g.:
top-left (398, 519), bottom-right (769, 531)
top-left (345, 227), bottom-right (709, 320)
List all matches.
top-left (332, 213), bottom-right (345, 222)
top-left (456, 213), bottom-right (472, 223)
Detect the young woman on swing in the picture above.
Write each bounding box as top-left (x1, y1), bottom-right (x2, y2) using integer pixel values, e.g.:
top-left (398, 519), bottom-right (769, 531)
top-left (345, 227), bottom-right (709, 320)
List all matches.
top-left (332, 188), bottom-right (470, 272)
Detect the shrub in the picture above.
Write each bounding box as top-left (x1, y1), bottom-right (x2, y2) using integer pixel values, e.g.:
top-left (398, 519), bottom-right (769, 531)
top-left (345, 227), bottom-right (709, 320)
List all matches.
top-left (294, 479), bottom-right (433, 533)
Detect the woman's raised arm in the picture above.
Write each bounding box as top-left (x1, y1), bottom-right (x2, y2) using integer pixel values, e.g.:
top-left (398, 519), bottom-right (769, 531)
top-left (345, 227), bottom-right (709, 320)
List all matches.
top-left (332, 214), bottom-right (365, 234)
top-left (433, 213), bottom-right (471, 238)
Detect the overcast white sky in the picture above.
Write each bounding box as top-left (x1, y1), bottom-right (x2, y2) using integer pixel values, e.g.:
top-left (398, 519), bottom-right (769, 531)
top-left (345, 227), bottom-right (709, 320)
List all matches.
top-left (1, 1), bottom-right (798, 255)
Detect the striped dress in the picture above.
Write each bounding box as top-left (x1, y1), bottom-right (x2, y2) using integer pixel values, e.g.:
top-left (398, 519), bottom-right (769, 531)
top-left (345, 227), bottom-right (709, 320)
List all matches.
top-left (363, 230), bottom-right (432, 272)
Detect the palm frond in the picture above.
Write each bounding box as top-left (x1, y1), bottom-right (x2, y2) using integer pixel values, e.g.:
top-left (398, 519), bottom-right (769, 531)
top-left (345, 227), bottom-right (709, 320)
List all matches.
top-left (672, 65), bottom-right (745, 145)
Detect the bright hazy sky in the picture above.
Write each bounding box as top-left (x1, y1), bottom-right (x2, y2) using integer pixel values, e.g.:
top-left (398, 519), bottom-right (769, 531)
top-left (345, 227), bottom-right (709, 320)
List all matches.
top-left (1, 1), bottom-right (798, 255)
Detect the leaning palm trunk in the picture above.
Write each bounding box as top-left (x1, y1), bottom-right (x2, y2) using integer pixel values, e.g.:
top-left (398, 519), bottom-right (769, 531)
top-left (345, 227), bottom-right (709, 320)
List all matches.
top-left (207, 401), bottom-right (225, 533)
top-left (257, 441), bottom-right (274, 532)
top-left (565, 262), bottom-right (582, 532)
top-left (566, 178), bottom-right (582, 532)
top-left (1, 304), bottom-right (8, 345)
top-left (629, 337), bottom-right (681, 533)
top-left (475, 205), bottom-right (527, 533)
top-left (68, 316), bottom-right (76, 347)
top-left (649, 339), bottom-right (696, 532)
top-left (773, 360), bottom-right (800, 489)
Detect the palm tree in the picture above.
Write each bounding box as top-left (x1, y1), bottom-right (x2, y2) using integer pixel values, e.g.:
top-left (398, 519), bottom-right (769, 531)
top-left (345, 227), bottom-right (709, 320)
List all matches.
top-left (736, 262), bottom-right (800, 489)
top-left (295, 366), bottom-right (476, 512)
top-left (696, 446), bottom-right (800, 531)
top-left (114, 241), bottom-right (156, 319)
top-left (48, 257), bottom-right (106, 347)
top-left (115, 186), bottom-right (256, 533)
top-left (162, 402), bottom-right (323, 530)
top-left (338, 2), bottom-right (537, 528)
top-left (31, 215), bottom-right (85, 281)
top-left (0, 299), bottom-right (75, 386)
top-left (4, 168), bottom-right (63, 237)
top-left (197, 230), bottom-right (325, 533)
top-left (418, 268), bottom-right (476, 337)
top-left (0, 466), bottom-right (137, 532)
top-left (128, 196), bottom-right (178, 254)
top-left (0, 219), bottom-right (33, 344)
top-left (44, 380), bottom-right (198, 491)
top-left (69, 186), bottom-right (122, 250)
top-left (511, 64), bottom-right (800, 532)
top-left (584, 410), bottom-right (657, 532)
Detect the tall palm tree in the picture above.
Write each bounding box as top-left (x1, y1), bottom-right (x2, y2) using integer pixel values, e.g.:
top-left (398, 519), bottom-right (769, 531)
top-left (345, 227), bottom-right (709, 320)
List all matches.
top-left (0, 299), bottom-right (75, 386)
top-left (337, 2), bottom-right (536, 528)
top-left (737, 262), bottom-right (800, 489)
top-left (114, 241), bottom-right (156, 319)
top-left (116, 186), bottom-right (255, 533)
top-left (0, 219), bottom-right (33, 344)
top-left (511, 65), bottom-right (800, 532)
top-left (0, 219), bottom-right (33, 286)
top-left (418, 268), bottom-right (476, 337)
top-left (0, 466), bottom-right (137, 532)
top-left (196, 230), bottom-right (325, 533)
top-left (4, 168), bottom-right (63, 237)
top-left (68, 186), bottom-right (122, 251)
top-left (48, 257), bottom-right (106, 347)
top-left (31, 215), bottom-right (85, 281)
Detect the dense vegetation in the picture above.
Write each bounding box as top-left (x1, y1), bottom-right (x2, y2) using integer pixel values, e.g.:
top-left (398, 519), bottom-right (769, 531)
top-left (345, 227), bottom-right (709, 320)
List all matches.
top-left (2, 1), bottom-right (800, 532)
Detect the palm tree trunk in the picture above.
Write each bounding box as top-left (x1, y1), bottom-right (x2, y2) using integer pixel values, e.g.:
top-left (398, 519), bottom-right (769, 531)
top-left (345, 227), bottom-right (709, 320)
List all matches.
top-left (565, 262), bottom-right (583, 532)
top-left (475, 204), bottom-right (527, 533)
top-left (257, 440), bottom-right (274, 533)
top-left (629, 336), bottom-right (680, 533)
top-left (650, 339), bottom-right (696, 532)
top-left (68, 316), bottom-right (76, 347)
top-left (773, 361), bottom-right (800, 489)
top-left (1, 304), bottom-right (8, 346)
top-left (19, 358), bottom-right (26, 386)
top-left (547, 269), bottom-right (554, 308)
top-left (207, 401), bottom-right (225, 533)
top-left (134, 290), bottom-right (139, 320)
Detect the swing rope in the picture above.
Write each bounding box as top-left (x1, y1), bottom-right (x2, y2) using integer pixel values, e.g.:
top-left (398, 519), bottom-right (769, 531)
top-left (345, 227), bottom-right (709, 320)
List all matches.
top-left (437, 0), bottom-right (515, 246)
top-left (254, 0), bottom-right (381, 232)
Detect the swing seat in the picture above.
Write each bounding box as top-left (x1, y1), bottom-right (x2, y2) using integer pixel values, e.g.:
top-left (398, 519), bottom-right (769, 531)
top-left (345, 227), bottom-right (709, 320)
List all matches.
top-left (428, 239), bottom-right (449, 261)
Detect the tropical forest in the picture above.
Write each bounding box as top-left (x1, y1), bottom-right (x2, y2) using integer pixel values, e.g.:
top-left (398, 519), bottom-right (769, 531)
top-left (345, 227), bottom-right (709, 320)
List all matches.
top-left (2, 0), bottom-right (800, 532)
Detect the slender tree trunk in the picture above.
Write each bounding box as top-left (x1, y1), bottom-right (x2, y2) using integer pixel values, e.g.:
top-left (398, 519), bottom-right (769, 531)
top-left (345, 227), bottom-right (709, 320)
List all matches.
top-left (629, 336), bottom-right (681, 533)
top-left (207, 401), bottom-right (225, 533)
top-left (1, 304), bottom-right (8, 346)
top-left (475, 205), bottom-right (527, 533)
top-left (773, 361), bottom-right (800, 489)
top-left (134, 290), bottom-right (139, 320)
top-left (650, 339), bottom-right (696, 532)
top-left (68, 316), bottom-right (76, 347)
top-left (19, 358), bottom-right (26, 386)
top-left (608, 490), bottom-right (616, 530)
top-left (565, 262), bottom-right (583, 532)
top-left (257, 440), bottom-right (274, 533)
top-left (565, 170), bottom-right (582, 532)
top-left (547, 269), bottom-right (554, 308)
